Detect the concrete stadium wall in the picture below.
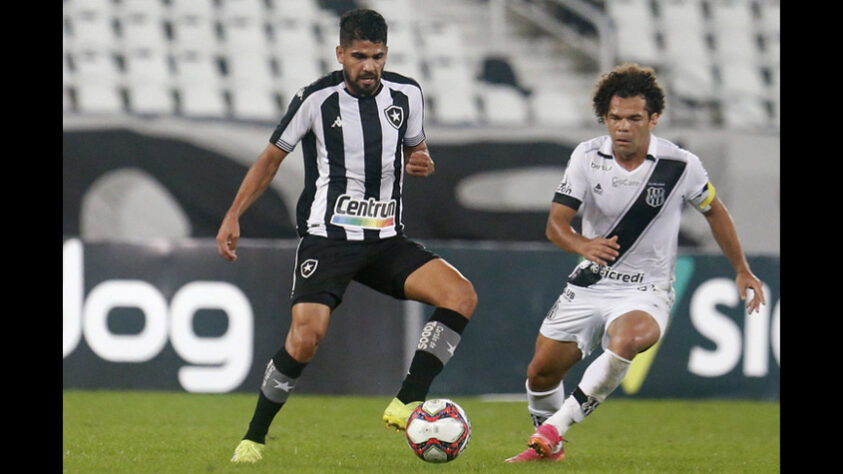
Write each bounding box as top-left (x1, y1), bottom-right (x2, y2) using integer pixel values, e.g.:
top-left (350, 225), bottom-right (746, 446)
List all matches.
top-left (63, 116), bottom-right (780, 255)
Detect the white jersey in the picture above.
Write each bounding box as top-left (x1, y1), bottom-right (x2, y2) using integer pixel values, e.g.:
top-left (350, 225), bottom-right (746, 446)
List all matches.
top-left (269, 71), bottom-right (425, 241)
top-left (553, 134), bottom-right (714, 291)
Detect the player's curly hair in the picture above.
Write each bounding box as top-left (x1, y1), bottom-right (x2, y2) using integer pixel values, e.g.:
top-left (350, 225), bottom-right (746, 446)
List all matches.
top-left (340, 9), bottom-right (388, 46)
top-left (592, 63), bottom-right (665, 123)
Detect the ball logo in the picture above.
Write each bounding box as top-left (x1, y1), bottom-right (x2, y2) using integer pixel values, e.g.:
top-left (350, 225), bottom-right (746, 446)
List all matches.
top-left (300, 259), bottom-right (318, 278)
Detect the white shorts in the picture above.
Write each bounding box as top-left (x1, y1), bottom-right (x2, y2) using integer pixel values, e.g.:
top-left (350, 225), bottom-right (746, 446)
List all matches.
top-left (539, 283), bottom-right (674, 359)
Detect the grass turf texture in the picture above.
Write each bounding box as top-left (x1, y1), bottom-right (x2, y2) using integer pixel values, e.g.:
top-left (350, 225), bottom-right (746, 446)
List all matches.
top-left (63, 391), bottom-right (779, 473)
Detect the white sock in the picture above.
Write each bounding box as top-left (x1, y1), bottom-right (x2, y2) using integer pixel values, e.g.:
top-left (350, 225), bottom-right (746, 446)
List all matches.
top-left (544, 350), bottom-right (632, 436)
top-left (526, 379), bottom-right (565, 428)
top-left (578, 349), bottom-right (632, 402)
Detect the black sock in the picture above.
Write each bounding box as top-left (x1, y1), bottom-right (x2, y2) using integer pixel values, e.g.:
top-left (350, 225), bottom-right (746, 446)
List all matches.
top-left (243, 347), bottom-right (308, 443)
top-left (244, 392), bottom-right (284, 444)
top-left (396, 308), bottom-right (469, 403)
top-left (396, 351), bottom-right (443, 403)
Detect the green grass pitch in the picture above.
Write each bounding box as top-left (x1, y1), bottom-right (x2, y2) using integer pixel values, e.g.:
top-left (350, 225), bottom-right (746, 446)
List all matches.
top-left (63, 390), bottom-right (779, 473)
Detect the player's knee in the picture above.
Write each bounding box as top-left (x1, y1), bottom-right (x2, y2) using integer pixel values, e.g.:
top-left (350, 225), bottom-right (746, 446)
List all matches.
top-left (527, 361), bottom-right (563, 392)
top-left (287, 326), bottom-right (326, 362)
top-left (443, 279), bottom-right (477, 318)
top-left (609, 331), bottom-right (658, 360)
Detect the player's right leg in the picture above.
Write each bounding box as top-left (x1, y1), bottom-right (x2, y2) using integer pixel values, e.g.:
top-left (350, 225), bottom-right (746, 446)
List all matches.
top-left (506, 287), bottom-right (601, 462)
top-left (505, 334), bottom-right (579, 463)
top-left (231, 303), bottom-right (330, 463)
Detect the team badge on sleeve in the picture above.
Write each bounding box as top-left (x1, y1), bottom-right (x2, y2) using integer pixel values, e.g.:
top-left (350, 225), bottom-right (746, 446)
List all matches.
top-left (384, 105), bottom-right (404, 129)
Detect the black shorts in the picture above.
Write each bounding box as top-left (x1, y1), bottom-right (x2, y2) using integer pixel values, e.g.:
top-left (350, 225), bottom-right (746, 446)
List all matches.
top-left (291, 234), bottom-right (439, 309)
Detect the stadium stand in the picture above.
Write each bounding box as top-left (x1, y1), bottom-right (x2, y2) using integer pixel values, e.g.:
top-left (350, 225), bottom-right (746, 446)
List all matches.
top-left (123, 47), bottom-right (175, 114)
top-left (604, 0), bottom-right (660, 66)
top-left (62, 0), bottom-right (779, 131)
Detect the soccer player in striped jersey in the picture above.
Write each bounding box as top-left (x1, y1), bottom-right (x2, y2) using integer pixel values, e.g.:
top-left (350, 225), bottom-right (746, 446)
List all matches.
top-left (217, 9), bottom-right (476, 463)
top-left (505, 63), bottom-right (767, 463)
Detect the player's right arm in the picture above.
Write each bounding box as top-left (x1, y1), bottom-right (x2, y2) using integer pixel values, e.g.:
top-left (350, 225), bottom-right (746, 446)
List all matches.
top-left (546, 202), bottom-right (619, 266)
top-left (216, 144), bottom-right (288, 261)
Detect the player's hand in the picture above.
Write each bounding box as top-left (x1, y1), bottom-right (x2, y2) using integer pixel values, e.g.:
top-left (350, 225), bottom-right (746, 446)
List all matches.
top-left (580, 235), bottom-right (620, 266)
top-left (736, 270), bottom-right (766, 314)
top-left (216, 216), bottom-right (240, 262)
top-left (405, 150), bottom-right (435, 177)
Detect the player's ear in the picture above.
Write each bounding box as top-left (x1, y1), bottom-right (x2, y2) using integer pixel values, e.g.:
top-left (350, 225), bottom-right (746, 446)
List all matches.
top-left (649, 112), bottom-right (659, 129)
top-left (335, 45), bottom-right (344, 64)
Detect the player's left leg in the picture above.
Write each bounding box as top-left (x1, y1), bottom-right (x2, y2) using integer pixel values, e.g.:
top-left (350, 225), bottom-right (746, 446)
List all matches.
top-left (543, 310), bottom-right (661, 437)
top-left (384, 257), bottom-right (477, 430)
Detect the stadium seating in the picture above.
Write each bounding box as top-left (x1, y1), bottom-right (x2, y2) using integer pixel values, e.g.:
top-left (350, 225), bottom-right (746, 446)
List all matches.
top-left (604, 0), bottom-right (660, 66)
top-left (117, 10), bottom-right (169, 51)
top-left (70, 48), bottom-right (124, 114)
top-left (530, 88), bottom-right (590, 127)
top-left (172, 49), bottom-right (227, 118)
top-left (123, 47), bottom-right (175, 115)
top-left (603, 0), bottom-right (778, 129)
top-left (62, 0), bottom-right (779, 131)
top-left (480, 84), bottom-right (530, 126)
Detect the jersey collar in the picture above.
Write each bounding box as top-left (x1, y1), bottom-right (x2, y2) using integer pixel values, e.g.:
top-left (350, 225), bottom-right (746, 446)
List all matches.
top-left (598, 134), bottom-right (658, 162)
top-left (343, 81), bottom-right (384, 100)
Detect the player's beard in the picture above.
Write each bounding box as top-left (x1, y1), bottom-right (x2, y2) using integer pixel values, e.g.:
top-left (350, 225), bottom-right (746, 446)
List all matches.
top-left (344, 70), bottom-right (380, 97)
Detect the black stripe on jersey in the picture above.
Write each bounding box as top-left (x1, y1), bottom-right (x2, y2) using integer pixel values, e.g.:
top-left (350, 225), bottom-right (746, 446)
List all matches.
top-left (389, 88), bottom-right (410, 235)
top-left (358, 97), bottom-right (383, 240)
top-left (270, 72), bottom-right (343, 149)
top-left (382, 71), bottom-right (422, 88)
top-left (567, 158), bottom-right (686, 287)
top-left (296, 130), bottom-right (318, 236)
top-left (608, 158), bottom-right (686, 263)
top-left (321, 91), bottom-right (347, 240)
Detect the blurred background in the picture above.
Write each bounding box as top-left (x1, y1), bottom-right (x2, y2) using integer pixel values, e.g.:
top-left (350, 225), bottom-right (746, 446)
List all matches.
top-left (63, 0), bottom-right (779, 400)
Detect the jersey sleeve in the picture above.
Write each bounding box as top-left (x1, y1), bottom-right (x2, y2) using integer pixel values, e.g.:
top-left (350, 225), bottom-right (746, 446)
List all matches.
top-left (403, 85), bottom-right (425, 147)
top-left (684, 153), bottom-right (715, 213)
top-left (552, 143), bottom-right (588, 211)
top-left (269, 89), bottom-right (313, 152)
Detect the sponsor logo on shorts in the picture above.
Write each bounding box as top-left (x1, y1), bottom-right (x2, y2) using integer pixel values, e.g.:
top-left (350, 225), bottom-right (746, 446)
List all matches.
top-left (330, 194), bottom-right (396, 230)
top-left (300, 259), bottom-right (318, 278)
top-left (544, 298), bottom-right (561, 321)
top-left (562, 287), bottom-right (576, 301)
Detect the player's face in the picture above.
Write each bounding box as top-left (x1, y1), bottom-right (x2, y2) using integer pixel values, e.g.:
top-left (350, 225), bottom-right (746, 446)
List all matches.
top-left (604, 95), bottom-right (659, 161)
top-left (337, 40), bottom-right (388, 97)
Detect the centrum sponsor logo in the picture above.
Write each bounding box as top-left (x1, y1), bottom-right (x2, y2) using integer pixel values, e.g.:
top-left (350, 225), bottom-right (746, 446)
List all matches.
top-left (330, 194), bottom-right (397, 230)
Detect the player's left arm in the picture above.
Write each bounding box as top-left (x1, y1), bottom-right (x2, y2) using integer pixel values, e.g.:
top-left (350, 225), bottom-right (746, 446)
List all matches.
top-left (404, 141), bottom-right (435, 177)
top-left (702, 196), bottom-right (767, 313)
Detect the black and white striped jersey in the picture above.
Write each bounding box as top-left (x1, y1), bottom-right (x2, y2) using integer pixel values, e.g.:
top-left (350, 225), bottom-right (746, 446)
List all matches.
top-left (554, 134), bottom-right (714, 290)
top-left (269, 70), bottom-right (425, 241)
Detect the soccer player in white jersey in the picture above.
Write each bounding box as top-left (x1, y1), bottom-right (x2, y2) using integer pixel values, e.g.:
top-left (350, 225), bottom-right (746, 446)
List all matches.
top-left (217, 9), bottom-right (477, 463)
top-left (505, 63), bottom-right (766, 463)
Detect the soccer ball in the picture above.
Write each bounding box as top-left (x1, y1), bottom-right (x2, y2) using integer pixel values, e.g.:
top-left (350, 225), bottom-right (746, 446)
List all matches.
top-left (405, 399), bottom-right (471, 463)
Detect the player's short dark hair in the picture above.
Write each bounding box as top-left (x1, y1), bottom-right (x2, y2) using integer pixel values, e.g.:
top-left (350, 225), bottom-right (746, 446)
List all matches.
top-left (339, 9), bottom-right (388, 47)
top-left (592, 63), bottom-right (665, 123)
